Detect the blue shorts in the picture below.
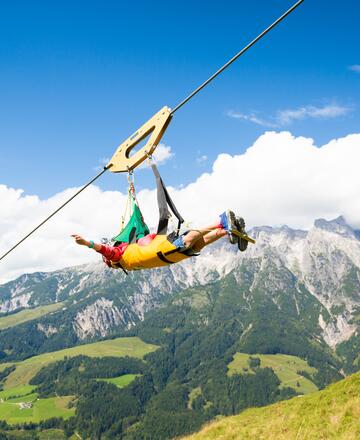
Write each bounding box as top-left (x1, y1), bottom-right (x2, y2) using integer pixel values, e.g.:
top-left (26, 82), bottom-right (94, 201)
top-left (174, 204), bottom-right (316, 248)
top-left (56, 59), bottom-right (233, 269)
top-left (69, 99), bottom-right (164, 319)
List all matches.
top-left (172, 230), bottom-right (191, 249)
top-left (171, 231), bottom-right (200, 256)
top-left (172, 234), bottom-right (186, 248)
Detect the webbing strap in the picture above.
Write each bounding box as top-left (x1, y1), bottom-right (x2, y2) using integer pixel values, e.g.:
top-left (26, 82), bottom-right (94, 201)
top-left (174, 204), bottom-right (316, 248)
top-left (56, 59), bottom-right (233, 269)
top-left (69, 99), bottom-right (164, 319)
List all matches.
top-left (128, 226), bottom-right (137, 244)
top-left (151, 164), bottom-right (184, 235)
top-left (163, 247), bottom-right (182, 256)
top-left (110, 261), bottom-right (128, 275)
top-left (156, 252), bottom-right (176, 264)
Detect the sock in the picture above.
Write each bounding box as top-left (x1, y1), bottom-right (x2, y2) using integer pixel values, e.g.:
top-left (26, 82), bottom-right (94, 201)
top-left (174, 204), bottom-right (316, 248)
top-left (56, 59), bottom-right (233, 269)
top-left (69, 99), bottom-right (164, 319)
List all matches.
top-left (219, 212), bottom-right (228, 230)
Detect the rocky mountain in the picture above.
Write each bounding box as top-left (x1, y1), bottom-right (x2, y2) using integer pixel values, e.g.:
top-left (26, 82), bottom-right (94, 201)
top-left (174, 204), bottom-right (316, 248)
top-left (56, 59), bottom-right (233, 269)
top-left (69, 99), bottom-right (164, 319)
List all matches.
top-left (0, 216), bottom-right (359, 367)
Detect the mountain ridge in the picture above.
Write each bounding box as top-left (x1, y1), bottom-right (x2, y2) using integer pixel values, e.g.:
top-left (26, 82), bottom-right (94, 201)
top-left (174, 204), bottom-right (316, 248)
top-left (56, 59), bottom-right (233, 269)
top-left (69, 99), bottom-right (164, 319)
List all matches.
top-left (0, 217), bottom-right (359, 354)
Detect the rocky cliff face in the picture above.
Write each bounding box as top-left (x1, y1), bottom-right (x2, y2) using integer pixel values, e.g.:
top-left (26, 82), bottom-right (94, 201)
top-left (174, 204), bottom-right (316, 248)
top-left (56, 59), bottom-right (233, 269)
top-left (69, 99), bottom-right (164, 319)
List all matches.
top-left (245, 217), bottom-right (360, 346)
top-left (73, 298), bottom-right (129, 339)
top-left (0, 217), bottom-right (359, 348)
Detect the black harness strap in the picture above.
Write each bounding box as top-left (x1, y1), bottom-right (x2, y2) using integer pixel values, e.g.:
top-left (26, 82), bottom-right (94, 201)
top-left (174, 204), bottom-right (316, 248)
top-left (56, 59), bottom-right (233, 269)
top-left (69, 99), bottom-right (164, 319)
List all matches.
top-left (128, 226), bottom-right (137, 244)
top-left (151, 163), bottom-right (184, 236)
top-left (156, 252), bottom-right (176, 264)
top-left (163, 248), bottom-right (182, 256)
top-left (164, 247), bottom-right (199, 258)
top-left (111, 261), bottom-right (129, 275)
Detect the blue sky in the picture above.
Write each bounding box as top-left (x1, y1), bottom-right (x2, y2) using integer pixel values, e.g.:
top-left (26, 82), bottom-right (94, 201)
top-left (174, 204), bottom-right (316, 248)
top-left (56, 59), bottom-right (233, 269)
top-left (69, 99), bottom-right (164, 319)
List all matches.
top-left (1, 0), bottom-right (359, 198)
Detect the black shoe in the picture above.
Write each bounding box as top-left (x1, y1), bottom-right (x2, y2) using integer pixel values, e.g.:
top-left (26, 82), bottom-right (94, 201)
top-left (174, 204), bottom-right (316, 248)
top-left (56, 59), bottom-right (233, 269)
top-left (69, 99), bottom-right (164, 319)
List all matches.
top-left (236, 216), bottom-right (248, 252)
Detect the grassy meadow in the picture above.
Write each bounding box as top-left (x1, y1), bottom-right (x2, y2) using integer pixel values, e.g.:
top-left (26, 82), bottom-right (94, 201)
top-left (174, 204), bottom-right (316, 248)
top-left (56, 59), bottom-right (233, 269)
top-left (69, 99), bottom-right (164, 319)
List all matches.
top-left (0, 303), bottom-right (65, 330)
top-left (98, 373), bottom-right (140, 388)
top-left (0, 336), bottom-right (157, 389)
top-left (0, 395), bottom-right (74, 425)
top-left (0, 337), bottom-right (158, 424)
top-left (228, 353), bottom-right (318, 394)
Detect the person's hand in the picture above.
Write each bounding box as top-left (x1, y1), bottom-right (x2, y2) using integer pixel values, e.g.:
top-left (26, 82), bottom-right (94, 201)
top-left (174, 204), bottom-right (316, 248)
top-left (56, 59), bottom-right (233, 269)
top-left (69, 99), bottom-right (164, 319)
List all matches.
top-left (71, 234), bottom-right (89, 246)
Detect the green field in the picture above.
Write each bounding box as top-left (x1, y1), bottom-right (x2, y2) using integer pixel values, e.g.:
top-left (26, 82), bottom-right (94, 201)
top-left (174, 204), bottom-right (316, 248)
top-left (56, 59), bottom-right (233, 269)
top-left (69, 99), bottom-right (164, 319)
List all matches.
top-left (0, 385), bottom-right (36, 400)
top-left (98, 373), bottom-right (140, 388)
top-left (0, 337), bottom-right (158, 424)
top-left (228, 353), bottom-right (318, 394)
top-left (0, 303), bottom-right (65, 330)
top-left (182, 371), bottom-right (360, 440)
top-left (1, 337), bottom-right (158, 390)
top-left (0, 395), bottom-right (74, 424)
top-left (4, 393), bottom-right (38, 404)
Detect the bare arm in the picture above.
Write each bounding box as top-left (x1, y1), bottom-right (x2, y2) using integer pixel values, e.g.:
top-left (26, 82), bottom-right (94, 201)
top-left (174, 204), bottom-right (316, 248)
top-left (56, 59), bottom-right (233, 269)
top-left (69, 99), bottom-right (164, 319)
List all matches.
top-left (71, 234), bottom-right (102, 252)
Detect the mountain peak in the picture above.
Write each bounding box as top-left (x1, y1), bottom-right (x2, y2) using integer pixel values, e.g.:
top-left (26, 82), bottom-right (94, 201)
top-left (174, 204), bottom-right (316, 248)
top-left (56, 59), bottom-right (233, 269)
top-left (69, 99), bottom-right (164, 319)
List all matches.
top-left (313, 216), bottom-right (356, 238)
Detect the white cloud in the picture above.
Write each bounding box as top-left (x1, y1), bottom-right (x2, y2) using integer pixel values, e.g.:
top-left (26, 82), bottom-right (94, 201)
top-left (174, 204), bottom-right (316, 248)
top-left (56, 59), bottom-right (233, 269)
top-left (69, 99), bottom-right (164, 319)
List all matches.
top-left (137, 143), bottom-right (174, 169)
top-left (196, 155), bottom-right (208, 164)
top-left (276, 104), bottom-right (351, 125)
top-left (349, 65), bottom-right (360, 73)
top-left (227, 110), bottom-right (277, 127)
top-left (0, 185), bottom-right (126, 283)
top-left (151, 143), bottom-right (174, 164)
top-left (1, 131), bottom-right (360, 283)
top-left (228, 104), bottom-right (351, 127)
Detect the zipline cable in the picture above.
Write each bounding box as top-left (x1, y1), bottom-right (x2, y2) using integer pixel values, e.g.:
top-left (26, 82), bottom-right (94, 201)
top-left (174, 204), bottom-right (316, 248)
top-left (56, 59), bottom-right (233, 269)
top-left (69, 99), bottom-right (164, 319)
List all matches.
top-left (170, 0), bottom-right (304, 115)
top-left (0, 166), bottom-right (111, 262)
top-left (0, 0), bottom-right (304, 263)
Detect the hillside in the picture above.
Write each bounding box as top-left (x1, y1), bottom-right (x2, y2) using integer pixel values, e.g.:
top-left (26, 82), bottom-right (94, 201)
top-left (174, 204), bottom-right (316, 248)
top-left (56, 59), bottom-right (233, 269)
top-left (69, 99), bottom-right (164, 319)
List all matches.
top-left (0, 336), bottom-right (157, 390)
top-left (227, 353), bottom-right (318, 394)
top-left (181, 371), bottom-right (360, 440)
top-left (0, 337), bottom-right (157, 425)
top-left (0, 303), bottom-right (65, 330)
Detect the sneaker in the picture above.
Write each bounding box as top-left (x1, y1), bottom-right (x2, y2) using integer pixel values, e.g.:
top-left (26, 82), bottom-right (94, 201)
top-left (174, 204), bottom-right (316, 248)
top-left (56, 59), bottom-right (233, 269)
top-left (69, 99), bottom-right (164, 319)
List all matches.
top-left (236, 216), bottom-right (248, 252)
top-left (236, 216), bottom-right (245, 232)
top-left (220, 210), bottom-right (237, 244)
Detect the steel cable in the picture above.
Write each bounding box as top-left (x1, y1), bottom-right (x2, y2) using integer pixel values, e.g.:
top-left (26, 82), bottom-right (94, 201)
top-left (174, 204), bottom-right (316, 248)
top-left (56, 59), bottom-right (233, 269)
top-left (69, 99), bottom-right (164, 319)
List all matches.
top-left (0, 0), bottom-right (304, 262)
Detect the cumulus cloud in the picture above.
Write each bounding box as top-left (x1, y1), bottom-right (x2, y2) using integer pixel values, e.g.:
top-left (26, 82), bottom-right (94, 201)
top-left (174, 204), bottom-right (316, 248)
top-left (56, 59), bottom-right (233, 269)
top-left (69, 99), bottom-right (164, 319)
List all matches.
top-left (136, 143), bottom-right (173, 170)
top-left (151, 143), bottom-right (174, 164)
top-left (228, 104), bottom-right (351, 127)
top-left (1, 132), bottom-right (360, 283)
top-left (349, 65), bottom-right (360, 73)
top-left (0, 185), bottom-right (127, 284)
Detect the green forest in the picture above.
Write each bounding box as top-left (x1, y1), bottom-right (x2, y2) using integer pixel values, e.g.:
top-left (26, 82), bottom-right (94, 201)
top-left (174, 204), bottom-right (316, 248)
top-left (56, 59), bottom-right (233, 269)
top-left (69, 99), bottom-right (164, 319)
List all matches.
top-left (0, 265), bottom-right (356, 439)
top-left (0, 289), bottom-right (345, 439)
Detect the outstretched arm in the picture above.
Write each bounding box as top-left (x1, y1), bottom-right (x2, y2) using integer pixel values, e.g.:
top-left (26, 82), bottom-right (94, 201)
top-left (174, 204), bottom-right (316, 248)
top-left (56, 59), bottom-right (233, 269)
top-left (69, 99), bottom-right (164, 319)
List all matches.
top-left (71, 234), bottom-right (127, 262)
top-left (71, 234), bottom-right (102, 252)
